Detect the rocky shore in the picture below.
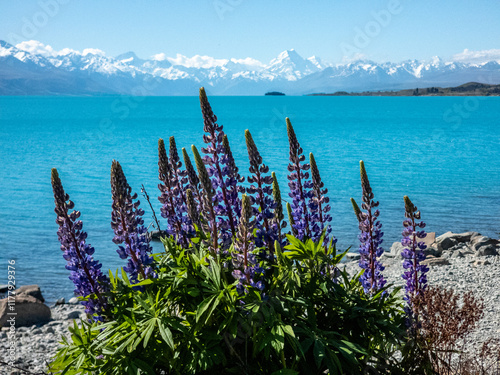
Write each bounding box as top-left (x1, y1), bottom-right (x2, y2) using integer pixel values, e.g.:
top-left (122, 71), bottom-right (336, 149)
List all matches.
top-left (1, 231), bottom-right (499, 374)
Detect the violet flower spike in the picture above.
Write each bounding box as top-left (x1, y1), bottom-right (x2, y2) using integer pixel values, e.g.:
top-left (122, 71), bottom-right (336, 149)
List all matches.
top-left (271, 172), bottom-right (287, 245)
top-left (182, 147), bottom-right (204, 213)
top-left (222, 134), bottom-right (245, 219)
top-left (309, 153), bottom-right (334, 246)
top-left (357, 161), bottom-right (386, 294)
top-left (286, 118), bottom-right (313, 241)
top-left (199, 87), bottom-right (237, 247)
top-left (158, 139), bottom-right (188, 246)
top-left (401, 195), bottom-right (429, 327)
top-left (111, 160), bottom-right (155, 285)
top-left (286, 202), bottom-right (298, 237)
top-left (245, 129), bottom-right (276, 254)
top-left (51, 168), bottom-right (109, 321)
top-left (192, 145), bottom-right (219, 254)
top-left (232, 194), bottom-right (264, 294)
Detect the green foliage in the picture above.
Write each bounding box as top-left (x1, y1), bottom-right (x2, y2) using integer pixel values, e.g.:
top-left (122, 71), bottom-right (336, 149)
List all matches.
top-left (50, 235), bottom-right (405, 374)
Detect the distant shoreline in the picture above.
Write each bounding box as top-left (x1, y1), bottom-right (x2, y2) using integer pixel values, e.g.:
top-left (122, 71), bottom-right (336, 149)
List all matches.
top-left (308, 82), bottom-right (500, 97)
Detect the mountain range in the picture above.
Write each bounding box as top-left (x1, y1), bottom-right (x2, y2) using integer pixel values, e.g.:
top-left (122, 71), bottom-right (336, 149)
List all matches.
top-left (1, 40), bottom-right (500, 96)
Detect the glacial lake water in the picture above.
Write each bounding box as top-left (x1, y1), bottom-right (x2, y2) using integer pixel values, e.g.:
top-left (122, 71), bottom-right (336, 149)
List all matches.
top-left (0, 95), bottom-right (499, 304)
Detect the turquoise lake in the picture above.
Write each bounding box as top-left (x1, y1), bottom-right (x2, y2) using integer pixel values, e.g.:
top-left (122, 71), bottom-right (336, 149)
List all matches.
top-left (1, 96), bottom-right (499, 304)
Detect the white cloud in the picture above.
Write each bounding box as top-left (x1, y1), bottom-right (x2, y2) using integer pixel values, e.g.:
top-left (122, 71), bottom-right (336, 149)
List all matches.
top-left (229, 57), bottom-right (265, 70)
top-left (166, 53), bottom-right (228, 68)
top-left (151, 53), bottom-right (168, 61)
top-left (82, 48), bottom-right (105, 56)
top-left (16, 40), bottom-right (57, 57)
top-left (452, 48), bottom-right (500, 63)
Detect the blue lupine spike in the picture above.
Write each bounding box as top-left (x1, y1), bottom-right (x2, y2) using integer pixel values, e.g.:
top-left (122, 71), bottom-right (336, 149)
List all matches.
top-left (244, 129), bottom-right (276, 253)
top-left (309, 153), bottom-right (335, 246)
top-left (286, 118), bottom-right (313, 241)
top-left (401, 195), bottom-right (429, 327)
top-left (51, 168), bottom-right (109, 321)
top-left (357, 161), bottom-right (386, 294)
top-left (111, 161), bottom-right (155, 285)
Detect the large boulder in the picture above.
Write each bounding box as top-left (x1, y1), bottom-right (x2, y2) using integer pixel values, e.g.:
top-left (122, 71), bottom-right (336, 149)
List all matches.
top-left (435, 231), bottom-right (480, 251)
top-left (0, 294), bottom-right (51, 327)
top-left (470, 235), bottom-right (499, 256)
top-left (16, 285), bottom-right (45, 303)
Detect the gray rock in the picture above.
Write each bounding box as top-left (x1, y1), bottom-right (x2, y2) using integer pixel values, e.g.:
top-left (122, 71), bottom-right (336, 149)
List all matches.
top-left (32, 328), bottom-right (42, 335)
top-left (470, 236), bottom-right (499, 255)
top-left (67, 311), bottom-right (82, 320)
top-left (0, 294), bottom-right (51, 327)
top-left (435, 231), bottom-right (480, 251)
top-left (68, 297), bottom-right (79, 305)
top-left (55, 297), bottom-right (65, 306)
top-left (390, 242), bottom-right (405, 256)
top-left (16, 285), bottom-right (45, 303)
top-left (421, 258), bottom-right (451, 267)
top-left (0, 284), bottom-right (8, 293)
top-left (476, 246), bottom-right (498, 256)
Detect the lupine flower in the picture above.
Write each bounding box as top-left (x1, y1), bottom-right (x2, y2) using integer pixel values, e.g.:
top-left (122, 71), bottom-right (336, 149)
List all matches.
top-left (168, 137), bottom-right (194, 245)
top-left (286, 202), bottom-right (298, 237)
top-left (286, 118), bottom-right (313, 241)
top-left (182, 147), bottom-right (204, 213)
top-left (51, 168), bottom-right (109, 321)
top-left (245, 130), bottom-right (276, 253)
top-left (186, 189), bottom-right (200, 229)
top-left (111, 160), bottom-right (154, 285)
top-left (222, 134), bottom-right (245, 219)
top-left (158, 139), bottom-right (184, 242)
top-left (309, 153), bottom-right (334, 246)
top-left (357, 161), bottom-right (386, 294)
top-left (192, 145), bottom-right (219, 253)
top-left (350, 197), bottom-right (362, 222)
top-left (199, 87), bottom-right (238, 247)
top-left (401, 195), bottom-right (429, 326)
top-left (271, 172), bottom-right (287, 245)
top-left (232, 194), bottom-right (264, 294)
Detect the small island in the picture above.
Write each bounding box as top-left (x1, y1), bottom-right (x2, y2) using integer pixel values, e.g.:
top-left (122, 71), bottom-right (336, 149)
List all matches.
top-left (265, 91), bottom-right (285, 96)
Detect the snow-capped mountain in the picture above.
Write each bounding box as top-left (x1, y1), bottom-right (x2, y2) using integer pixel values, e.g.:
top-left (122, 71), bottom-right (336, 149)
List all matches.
top-left (1, 40), bottom-right (500, 95)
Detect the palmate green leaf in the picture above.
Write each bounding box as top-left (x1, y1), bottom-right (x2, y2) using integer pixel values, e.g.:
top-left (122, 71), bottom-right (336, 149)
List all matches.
top-left (142, 318), bottom-right (156, 348)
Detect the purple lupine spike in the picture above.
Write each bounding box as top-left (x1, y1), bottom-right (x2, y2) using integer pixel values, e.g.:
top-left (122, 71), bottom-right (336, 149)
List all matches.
top-left (182, 147), bottom-right (204, 214)
top-left (111, 161), bottom-right (154, 285)
top-left (271, 172), bottom-right (287, 246)
top-left (51, 169), bottom-right (109, 321)
top-left (357, 161), bottom-right (386, 294)
top-left (167, 137), bottom-right (194, 246)
top-left (286, 118), bottom-right (313, 241)
top-left (192, 144), bottom-right (219, 254)
top-left (232, 194), bottom-right (264, 294)
top-left (199, 87), bottom-right (237, 248)
top-left (222, 134), bottom-right (245, 219)
top-left (244, 130), bottom-right (276, 254)
top-left (401, 195), bottom-right (429, 325)
top-left (186, 189), bottom-right (200, 230)
top-left (286, 202), bottom-right (298, 237)
top-left (309, 153), bottom-right (335, 246)
top-left (158, 139), bottom-right (187, 246)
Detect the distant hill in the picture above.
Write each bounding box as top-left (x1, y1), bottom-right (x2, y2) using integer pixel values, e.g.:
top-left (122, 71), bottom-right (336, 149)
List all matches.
top-left (309, 82), bottom-right (500, 96)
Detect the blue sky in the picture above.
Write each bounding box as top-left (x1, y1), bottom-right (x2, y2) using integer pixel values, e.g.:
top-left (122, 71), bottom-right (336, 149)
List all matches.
top-left (1, 0), bottom-right (499, 63)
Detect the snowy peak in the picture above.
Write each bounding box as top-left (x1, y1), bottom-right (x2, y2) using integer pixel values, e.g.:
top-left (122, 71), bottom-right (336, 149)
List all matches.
top-left (1, 40), bottom-right (500, 95)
